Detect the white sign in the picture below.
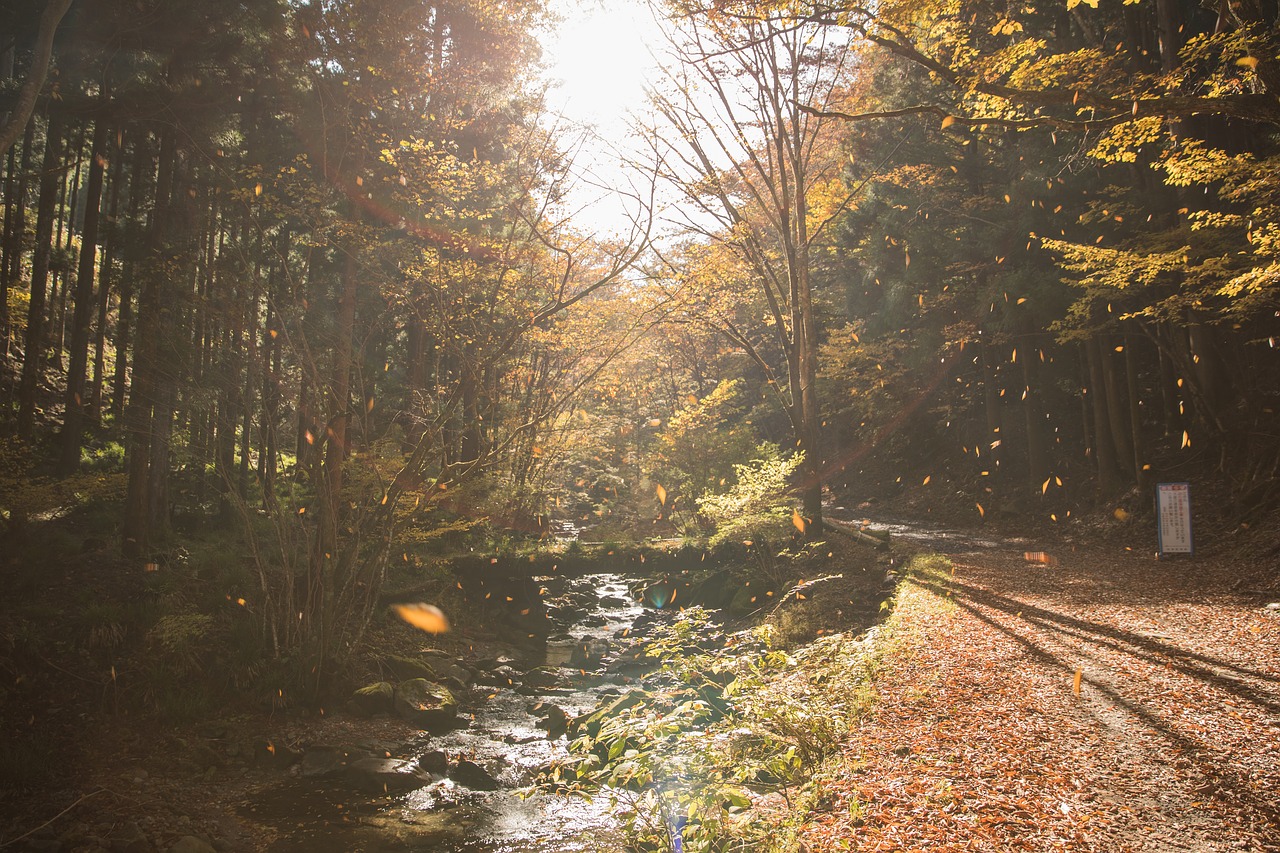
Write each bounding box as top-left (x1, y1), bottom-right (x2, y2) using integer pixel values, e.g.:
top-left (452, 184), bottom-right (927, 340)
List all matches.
top-left (1156, 483), bottom-right (1193, 556)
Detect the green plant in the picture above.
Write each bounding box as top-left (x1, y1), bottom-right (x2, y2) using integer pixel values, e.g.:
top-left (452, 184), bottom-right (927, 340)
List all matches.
top-left (697, 443), bottom-right (803, 548)
top-left (534, 608), bottom-right (869, 852)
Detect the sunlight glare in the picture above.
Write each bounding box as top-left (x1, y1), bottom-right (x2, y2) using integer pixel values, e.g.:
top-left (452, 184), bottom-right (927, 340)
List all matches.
top-left (541, 0), bottom-right (665, 235)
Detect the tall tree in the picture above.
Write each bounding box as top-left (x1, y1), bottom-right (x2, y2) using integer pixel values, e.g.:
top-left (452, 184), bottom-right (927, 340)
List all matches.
top-left (648, 1), bottom-right (854, 529)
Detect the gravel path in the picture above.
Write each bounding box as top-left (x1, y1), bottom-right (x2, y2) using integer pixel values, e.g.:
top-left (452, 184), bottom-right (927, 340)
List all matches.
top-left (799, 544), bottom-right (1280, 852)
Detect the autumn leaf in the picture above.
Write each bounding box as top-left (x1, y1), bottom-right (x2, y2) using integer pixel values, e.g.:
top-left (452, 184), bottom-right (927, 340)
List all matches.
top-left (392, 603), bottom-right (450, 634)
top-left (655, 484), bottom-right (667, 506)
top-left (940, 115), bottom-right (956, 129)
top-left (792, 508), bottom-right (807, 534)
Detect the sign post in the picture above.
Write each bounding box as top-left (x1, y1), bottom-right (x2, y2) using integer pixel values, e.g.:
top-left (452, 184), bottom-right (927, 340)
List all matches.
top-left (1155, 482), bottom-right (1193, 558)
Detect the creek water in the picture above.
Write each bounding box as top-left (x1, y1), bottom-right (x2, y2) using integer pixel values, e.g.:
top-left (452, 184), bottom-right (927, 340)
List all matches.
top-left (243, 573), bottom-right (653, 852)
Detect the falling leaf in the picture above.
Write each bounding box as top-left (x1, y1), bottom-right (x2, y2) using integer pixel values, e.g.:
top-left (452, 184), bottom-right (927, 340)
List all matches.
top-left (1236, 55), bottom-right (1259, 69)
top-left (1073, 667), bottom-right (1083, 695)
top-left (1024, 551), bottom-right (1057, 565)
top-left (792, 508), bottom-right (807, 534)
top-left (1114, 507), bottom-right (1130, 521)
top-left (393, 603), bottom-right (449, 634)
top-left (940, 115), bottom-right (956, 129)
top-left (655, 484), bottom-right (667, 506)
top-left (976, 502), bottom-right (985, 517)
top-left (1042, 477), bottom-right (1051, 495)
top-left (922, 475), bottom-right (931, 485)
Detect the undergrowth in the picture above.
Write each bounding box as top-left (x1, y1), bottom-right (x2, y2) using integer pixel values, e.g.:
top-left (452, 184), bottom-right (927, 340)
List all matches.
top-left (533, 551), bottom-right (952, 852)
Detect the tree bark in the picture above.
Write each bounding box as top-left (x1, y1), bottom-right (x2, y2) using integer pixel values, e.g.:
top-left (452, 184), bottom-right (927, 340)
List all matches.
top-left (59, 118), bottom-right (109, 473)
top-left (1101, 338), bottom-right (1135, 478)
top-left (1021, 340), bottom-right (1050, 491)
top-left (90, 128), bottom-right (125, 420)
top-left (110, 137), bottom-right (148, 420)
top-left (1086, 336), bottom-right (1121, 495)
top-left (2, 119), bottom-right (35, 358)
top-left (1124, 335), bottom-right (1147, 490)
top-left (17, 112), bottom-right (64, 439)
top-left (123, 129), bottom-right (176, 556)
top-left (0, 0), bottom-right (74, 160)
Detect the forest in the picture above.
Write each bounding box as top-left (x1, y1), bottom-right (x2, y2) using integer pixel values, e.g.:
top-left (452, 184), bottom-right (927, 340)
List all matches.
top-left (1, 0), bottom-right (1278, 851)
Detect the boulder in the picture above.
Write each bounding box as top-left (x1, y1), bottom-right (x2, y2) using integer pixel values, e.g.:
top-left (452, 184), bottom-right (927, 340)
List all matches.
top-left (520, 666), bottom-right (561, 689)
top-left (530, 701), bottom-right (569, 738)
top-left (687, 569), bottom-right (735, 610)
top-left (417, 749), bottom-right (449, 776)
top-left (300, 745), bottom-right (365, 778)
top-left (344, 756), bottom-right (433, 794)
top-left (639, 579), bottom-right (678, 609)
top-left (599, 595), bottom-right (628, 608)
top-left (382, 654), bottom-right (438, 682)
top-left (445, 664), bottom-right (475, 687)
top-left (393, 678), bottom-right (459, 732)
top-left (348, 681), bottom-right (395, 717)
top-left (477, 665), bottom-right (519, 687)
top-left (449, 759), bottom-right (501, 790)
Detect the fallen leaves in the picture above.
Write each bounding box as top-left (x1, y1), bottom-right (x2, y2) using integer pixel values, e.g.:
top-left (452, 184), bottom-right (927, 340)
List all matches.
top-left (391, 602), bottom-right (449, 634)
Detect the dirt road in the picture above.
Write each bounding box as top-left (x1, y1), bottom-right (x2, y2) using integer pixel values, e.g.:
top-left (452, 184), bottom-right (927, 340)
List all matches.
top-left (800, 543), bottom-right (1280, 852)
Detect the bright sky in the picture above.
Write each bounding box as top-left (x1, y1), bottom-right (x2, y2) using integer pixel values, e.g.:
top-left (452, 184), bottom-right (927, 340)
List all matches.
top-left (540, 0), bottom-right (667, 237)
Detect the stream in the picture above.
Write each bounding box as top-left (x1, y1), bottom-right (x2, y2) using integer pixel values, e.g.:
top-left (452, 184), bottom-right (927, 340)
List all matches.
top-left (238, 514), bottom-right (986, 851)
top-left (242, 573), bottom-right (657, 852)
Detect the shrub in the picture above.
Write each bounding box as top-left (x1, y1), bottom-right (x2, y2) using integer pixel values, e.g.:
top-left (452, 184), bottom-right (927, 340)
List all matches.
top-left (697, 443), bottom-right (803, 548)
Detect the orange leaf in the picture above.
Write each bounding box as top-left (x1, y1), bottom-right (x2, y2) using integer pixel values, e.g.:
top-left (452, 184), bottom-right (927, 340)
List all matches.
top-left (392, 603), bottom-right (450, 634)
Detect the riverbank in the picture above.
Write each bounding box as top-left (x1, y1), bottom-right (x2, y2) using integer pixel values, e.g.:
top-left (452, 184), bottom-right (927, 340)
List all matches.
top-left (0, 531), bottom-right (891, 852)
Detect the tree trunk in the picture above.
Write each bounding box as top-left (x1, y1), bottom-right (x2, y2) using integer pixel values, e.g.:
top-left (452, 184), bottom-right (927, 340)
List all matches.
top-left (90, 129), bottom-right (125, 420)
top-left (1101, 337), bottom-right (1135, 478)
top-left (17, 112), bottom-right (64, 439)
top-left (123, 129), bottom-right (176, 556)
top-left (59, 118), bottom-right (109, 473)
top-left (1021, 340), bottom-right (1050, 491)
top-left (111, 138), bottom-right (148, 420)
top-left (981, 344), bottom-right (1004, 481)
top-left (1124, 334), bottom-right (1147, 490)
top-left (1086, 336), bottom-right (1122, 495)
top-left (1156, 327), bottom-right (1181, 438)
top-left (2, 119), bottom-right (35, 358)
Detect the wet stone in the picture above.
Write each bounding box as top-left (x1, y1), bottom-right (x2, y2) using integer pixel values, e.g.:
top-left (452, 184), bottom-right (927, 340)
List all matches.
top-left (449, 759), bottom-right (502, 791)
top-left (348, 681), bottom-right (395, 717)
top-left (344, 757), bottom-right (434, 794)
top-left (299, 745), bottom-right (366, 778)
top-left (393, 678), bottom-right (459, 732)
